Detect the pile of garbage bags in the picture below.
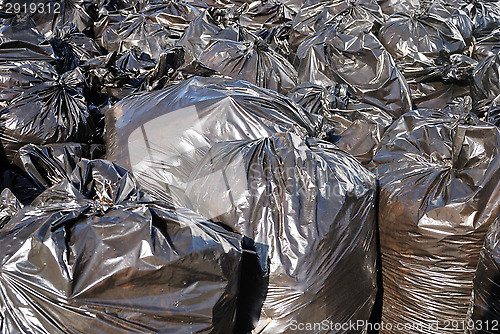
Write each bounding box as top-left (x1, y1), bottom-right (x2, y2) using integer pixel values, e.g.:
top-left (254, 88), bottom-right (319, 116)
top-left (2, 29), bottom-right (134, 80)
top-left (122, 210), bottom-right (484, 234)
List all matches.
top-left (1, 0), bottom-right (500, 333)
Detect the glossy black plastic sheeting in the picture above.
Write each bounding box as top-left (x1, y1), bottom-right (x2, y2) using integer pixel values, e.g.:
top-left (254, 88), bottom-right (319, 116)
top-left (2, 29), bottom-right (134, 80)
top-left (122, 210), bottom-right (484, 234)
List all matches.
top-left (0, 159), bottom-right (242, 333)
top-left (371, 104), bottom-right (500, 334)
top-left (104, 76), bottom-right (322, 206)
top-left (0, 68), bottom-right (96, 165)
top-left (185, 132), bottom-right (378, 333)
top-left (288, 82), bottom-right (393, 167)
top-left (466, 215), bottom-right (500, 334)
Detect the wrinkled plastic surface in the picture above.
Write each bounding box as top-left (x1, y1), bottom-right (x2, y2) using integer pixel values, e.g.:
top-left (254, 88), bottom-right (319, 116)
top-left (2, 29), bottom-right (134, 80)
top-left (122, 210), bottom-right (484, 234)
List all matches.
top-left (471, 52), bottom-right (500, 118)
top-left (487, 94), bottom-right (500, 127)
top-left (295, 25), bottom-right (412, 118)
top-left (0, 187), bottom-right (22, 229)
top-left (372, 107), bottom-right (500, 333)
top-left (0, 16), bottom-right (55, 62)
top-left (14, 142), bottom-right (105, 190)
top-left (0, 159), bottom-right (242, 333)
top-left (378, 3), bottom-right (473, 83)
top-left (105, 76), bottom-right (321, 206)
top-left (0, 69), bottom-right (95, 164)
top-left (185, 132), bottom-right (378, 334)
top-left (466, 216), bottom-right (500, 334)
top-left (290, 0), bottom-right (384, 54)
top-left (288, 82), bottom-right (393, 166)
top-left (199, 38), bottom-right (297, 95)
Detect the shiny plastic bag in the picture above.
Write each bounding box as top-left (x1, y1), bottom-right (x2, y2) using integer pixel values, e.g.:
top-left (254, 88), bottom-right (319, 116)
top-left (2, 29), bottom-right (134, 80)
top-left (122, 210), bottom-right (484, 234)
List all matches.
top-left (0, 61), bottom-right (58, 106)
top-left (471, 52), bottom-right (500, 118)
top-left (487, 94), bottom-right (500, 127)
top-left (105, 76), bottom-right (321, 206)
top-left (100, 3), bottom-right (200, 60)
top-left (198, 38), bottom-right (297, 94)
top-left (50, 24), bottom-right (102, 74)
top-left (288, 82), bottom-right (393, 166)
top-left (0, 188), bottom-right (22, 229)
top-left (379, 3), bottom-right (473, 83)
top-left (0, 16), bottom-right (55, 62)
top-left (290, 0), bottom-right (384, 54)
top-left (371, 107), bottom-right (500, 334)
top-left (0, 69), bottom-right (95, 164)
top-left (295, 25), bottom-right (412, 118)
top-left (13, 142), bottom-right (105, 191)
top-left (185, 132), bottom-right (378, 334)
top-left (0, 159), bottom-right (242, 333)
top-left (237, 0), bottom-right (296, 31)
top-left (466, 216), bottom-right (500, 334)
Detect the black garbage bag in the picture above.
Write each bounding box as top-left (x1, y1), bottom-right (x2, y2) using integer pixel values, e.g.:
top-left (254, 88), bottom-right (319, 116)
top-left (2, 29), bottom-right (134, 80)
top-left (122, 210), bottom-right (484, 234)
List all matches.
top-left (409, 81), bottom-right (471, 110)
top-left (288, 82), bottom-right (393, 166)
top-left (465, 216), bottom-right (500, 334)
top-left (237, 0), bottom-right (296, 31)
top-left (82, 49), bottom-right (156, 102)
top-left (378, 3), bottom-right (472, 83)
top-left (13, 142), bottom-right (105, 191)
top-left (377, 0), bottom-right (420, 16)
top-left (0, 61), bottom-right (58, 107)
top-left (487, 94), bottom-right (500, 127)
top-left (176, 8), bottom-right (253, 60)
top-left (471, 52), bottom-right (500, 118)
top-left (290, 0), bottom-right (384, 55)
top-left (256, 21), bottom-right (292, 58)
top-left (0, 188), bottom-right (22, 229)
top-left (49, 24), bottom-right (102, 74)
top-left (198, 38), bottom-right (297, 95)
top-left (371, 107), bottom-right (500, 334)
top-left (0, 159), bottom-right (242, 333)
top-left (473, 29), bottom-right (500, 61)
top-left (0, 16), bottom-right (54, 62)
top-left (0, 68), bottom-right (95, 164)
top-left (0, 166), bottom-right (42, 205)
top-left (184, 132), bottom-right (378, 333)
top-left (295, 25), bottom-right (412, 118)
top-left (100, 7), bottom-right (191, 60)
top-left (104, 76), bottom-right (322, 206)
top-left (465, 0), bottom-right (500, 39)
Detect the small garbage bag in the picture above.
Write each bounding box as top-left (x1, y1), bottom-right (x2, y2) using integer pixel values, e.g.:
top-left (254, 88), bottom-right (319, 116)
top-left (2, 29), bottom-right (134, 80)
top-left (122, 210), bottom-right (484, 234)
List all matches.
top-left (487, 94), bottom-right (500, 127)
top-left (100, 9), bottom-right (185, 60)
top-left (371, 106), bottom-right (500, 334)
top-left (0, 16), bottom-right (55, 62)
top-left (13, 142), bottom-right (105, 191)
top-left (176, 8), bottom-right (251, 60)
top-left (0, 61), bottom-right (58, 107)
top-left (378, 3), bottom-right (472, 83)
top-left (471, 52), bottom-right (500, 118)
top-left (0, 188), bottom-right (22, 229)
top-left (184, 132), bottom-right (378, 333)
top-left (465, 216), bottom-right (500, 334)
top-left (49, 24), bottom-right (102, 74)
top-left (0, 159), bottom-right (242, 334)
top-left (237, 0), bottom-right (296, 31)
top-left (473, 29), bottom-right (500, 61)
top-left (198, 38), bottom-right (297, 95)
top-left (465, 0), bottom-right (500, 40)
top-left (0, 68), bottom-right (95, 164)
top-left (290, 0), bottom-right (384, 54)
top-left (288, 82), bottom-right (393, 166)
top-left (256, 21), bottom-right (292, 58)
top-left (409, 81), bottom-right (471, 110)
top-left (295, 25), bottom-right (412, 118)
top-left (104, 76), bottom-right (321, 206)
